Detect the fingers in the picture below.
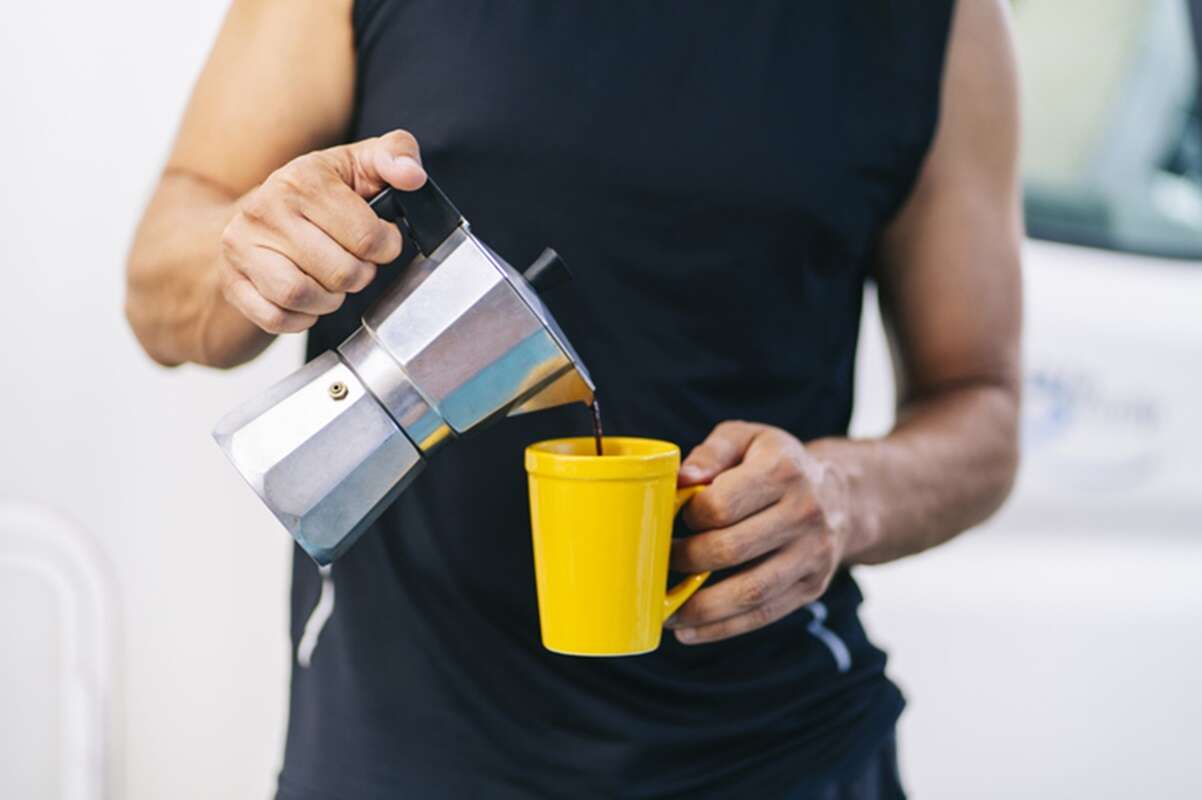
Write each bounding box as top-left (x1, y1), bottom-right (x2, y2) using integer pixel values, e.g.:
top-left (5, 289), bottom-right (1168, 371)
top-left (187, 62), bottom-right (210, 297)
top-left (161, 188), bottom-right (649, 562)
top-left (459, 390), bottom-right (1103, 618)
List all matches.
top-left (266, 128), bottom-right (428, 267)
top-left (672, 499), bottom-right (796, 573)
top-left (680, 462), bottom-right (786, 532)
top-left (219, 129), bottom-right (426, 334)
top-left (332, 129), bottom-right (428, 197)
top-left (364, 131), bottom-right (428, 194)
top-left (276, 214), bottom-right (379, 294)
top-left (281, 165), bottom-right (403, 265)
top-left (669, 530), bottom-right (833, 630)
top-left (680, 427), bottom-right (807, 532)
top-left (220, 271), bottom-right (318, 335)
top-left (238, 245), bottom-right (346, 316)
top-left (673, 576), bottom-right (825, 645)
top-left (664, 421), bottom-right (846, 645)
top-left (679, 420), bottom-right (770, 485)
top-left (670, 518), bottom-right (841, 643)
top-left (668, 542), bottom-right (810, 630)
top-left (222, 211), bottom-right (347, 315)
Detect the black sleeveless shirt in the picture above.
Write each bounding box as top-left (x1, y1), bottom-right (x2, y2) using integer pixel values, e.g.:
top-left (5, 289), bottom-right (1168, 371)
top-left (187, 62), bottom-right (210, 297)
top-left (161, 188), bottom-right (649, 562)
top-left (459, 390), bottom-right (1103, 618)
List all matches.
top-left (282, 3), bottom-right (953, 797)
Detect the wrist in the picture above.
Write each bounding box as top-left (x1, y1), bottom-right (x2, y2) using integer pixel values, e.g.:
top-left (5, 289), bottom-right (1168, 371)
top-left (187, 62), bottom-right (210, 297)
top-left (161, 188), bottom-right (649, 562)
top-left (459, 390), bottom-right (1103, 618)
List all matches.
top-left (806, 436), bottom-right (884, 565)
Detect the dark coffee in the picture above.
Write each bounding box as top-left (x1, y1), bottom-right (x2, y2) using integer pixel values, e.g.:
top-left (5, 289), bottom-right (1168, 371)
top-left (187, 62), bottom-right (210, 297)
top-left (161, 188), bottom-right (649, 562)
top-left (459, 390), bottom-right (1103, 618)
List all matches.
top-left (589, 399), bottom-right (604, 456)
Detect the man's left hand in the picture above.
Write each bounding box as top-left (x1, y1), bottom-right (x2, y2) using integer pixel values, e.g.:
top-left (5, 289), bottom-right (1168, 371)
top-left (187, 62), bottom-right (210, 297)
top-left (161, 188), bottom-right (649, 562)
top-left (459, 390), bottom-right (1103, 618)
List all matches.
top-left (667, 421), bottom-right (853, 644)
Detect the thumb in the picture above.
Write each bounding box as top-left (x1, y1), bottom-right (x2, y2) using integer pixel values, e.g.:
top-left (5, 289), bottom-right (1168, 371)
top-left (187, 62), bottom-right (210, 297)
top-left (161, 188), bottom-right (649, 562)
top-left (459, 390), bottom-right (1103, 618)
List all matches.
top-left (339, 129), bottom-right (428, 198)
top-left (679, 421), bottom-right (765, 486)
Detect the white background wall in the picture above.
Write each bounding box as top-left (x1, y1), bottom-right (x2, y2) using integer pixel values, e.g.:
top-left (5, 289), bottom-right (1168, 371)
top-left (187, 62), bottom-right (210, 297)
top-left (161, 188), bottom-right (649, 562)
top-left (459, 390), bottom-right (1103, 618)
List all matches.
top-left (1, 3), bottom-right (296, 797)
top-left (1, 3), bottom-right (1200, 799)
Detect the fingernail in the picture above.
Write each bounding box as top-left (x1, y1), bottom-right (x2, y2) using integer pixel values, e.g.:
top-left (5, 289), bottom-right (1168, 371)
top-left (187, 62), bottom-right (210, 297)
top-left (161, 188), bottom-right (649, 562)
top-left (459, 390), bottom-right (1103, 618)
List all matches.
top-left (675, 628), bottom-right (696, 643)
top-left (664, 614), bottom-right (678, 628)
top-left (679, 464), bottom-right (703, 482)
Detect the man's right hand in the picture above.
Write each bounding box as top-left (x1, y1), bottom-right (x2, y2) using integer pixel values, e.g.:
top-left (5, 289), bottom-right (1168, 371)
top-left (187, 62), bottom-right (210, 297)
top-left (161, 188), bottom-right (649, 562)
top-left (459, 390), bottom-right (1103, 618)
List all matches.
top-left (218, 129), bottom-right (427, 334)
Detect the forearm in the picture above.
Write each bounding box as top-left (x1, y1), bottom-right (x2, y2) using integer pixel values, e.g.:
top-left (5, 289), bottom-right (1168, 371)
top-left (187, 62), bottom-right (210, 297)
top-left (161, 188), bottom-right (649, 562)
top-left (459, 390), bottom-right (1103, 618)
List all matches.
top-left (125, 171), bottom-right (271, 368)
top-left (814, 379), bottom-right (1020, 566)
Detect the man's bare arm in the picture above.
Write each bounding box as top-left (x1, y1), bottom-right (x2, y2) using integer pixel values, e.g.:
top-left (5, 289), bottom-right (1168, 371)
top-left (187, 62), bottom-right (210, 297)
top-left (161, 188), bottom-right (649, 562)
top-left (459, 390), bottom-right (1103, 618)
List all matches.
top-left (817, 0), bottom-right (1023, 564)
top-left (668, 0), bottom-right (1022, 642)
top-left (125, 0), bottom-right (423, 368)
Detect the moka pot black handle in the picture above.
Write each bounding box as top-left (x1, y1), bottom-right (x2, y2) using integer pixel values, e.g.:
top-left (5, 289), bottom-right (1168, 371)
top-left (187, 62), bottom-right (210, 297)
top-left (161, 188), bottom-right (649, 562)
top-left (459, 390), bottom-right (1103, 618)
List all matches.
top-left (368, 178), bottom-right (464, 256)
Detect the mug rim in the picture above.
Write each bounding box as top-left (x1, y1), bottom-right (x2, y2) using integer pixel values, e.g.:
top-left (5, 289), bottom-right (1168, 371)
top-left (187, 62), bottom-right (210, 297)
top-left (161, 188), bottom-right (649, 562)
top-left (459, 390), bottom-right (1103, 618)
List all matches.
top-left (525, 436), bottom-right (681, 480)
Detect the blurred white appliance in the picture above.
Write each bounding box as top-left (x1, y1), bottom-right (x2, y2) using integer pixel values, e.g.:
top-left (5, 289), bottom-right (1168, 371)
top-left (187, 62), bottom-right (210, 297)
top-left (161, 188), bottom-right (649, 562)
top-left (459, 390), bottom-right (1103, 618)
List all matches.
top-left (0, 503), bottom-right (118, 800)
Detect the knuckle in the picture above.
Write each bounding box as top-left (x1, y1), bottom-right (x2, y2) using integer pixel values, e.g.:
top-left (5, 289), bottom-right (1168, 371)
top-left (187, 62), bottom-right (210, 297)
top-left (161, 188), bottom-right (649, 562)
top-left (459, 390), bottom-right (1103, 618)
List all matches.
top-left (699, 494), bottom-right (735, 529)
top-left (239, 190), bottom-right (274, 224)
top-left (218, 222), bottom-right (240, 260)
top-left (714, 419), bottom-right (749, 438)
top-left (350, 262), bottom-right (377, 291)
top-left (371, 225), bottom-right (403, 264)
top-left (714, 533), bottom-right (748, 567)
top-left (331, 260), bottom-right (375, 293)
top-left (797, 499), bottom-right (826, 529)
top-left (739, 575), bottom-right (770, 608)
top-left (686, 444), bottom-right (719, 469)
top-left (813, 535), bottom-right (837, 572)
top-left (256, 306), bottom-right (288, 334)
top-left (750, 603), bottom-right (777, 628)
top-left (798, 575), bottom-right (828, 604)
top-left (770, 453), bottom-right (804, 483)
top-left (277, 156), bottom-right (321, 196)
top-left (351, 224), bottom-right (384, 259)
top-left (326, 263), bottom-right (358, 292)
top-left (764, 427), bottom-right (796, 446)
top-left (277, 277), bottom-right (312, 309)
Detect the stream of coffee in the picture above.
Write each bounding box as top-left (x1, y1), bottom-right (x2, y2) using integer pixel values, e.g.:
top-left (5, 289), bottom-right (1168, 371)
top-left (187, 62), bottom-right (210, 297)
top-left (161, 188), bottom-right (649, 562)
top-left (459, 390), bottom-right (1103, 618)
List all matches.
top-left (590, 399), bottom-right (604, 456)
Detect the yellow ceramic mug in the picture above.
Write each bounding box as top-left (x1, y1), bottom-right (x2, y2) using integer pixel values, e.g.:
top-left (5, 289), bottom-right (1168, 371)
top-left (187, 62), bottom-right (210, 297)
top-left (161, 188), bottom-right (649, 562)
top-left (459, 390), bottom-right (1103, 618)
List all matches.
top-left (525, 436), bottom-right (710, 656)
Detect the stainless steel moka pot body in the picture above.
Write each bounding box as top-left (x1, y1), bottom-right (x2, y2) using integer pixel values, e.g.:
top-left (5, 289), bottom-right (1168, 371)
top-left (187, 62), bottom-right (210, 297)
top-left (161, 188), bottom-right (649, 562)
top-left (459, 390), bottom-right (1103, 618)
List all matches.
top-left (213, 178), bottom-right (594, 564)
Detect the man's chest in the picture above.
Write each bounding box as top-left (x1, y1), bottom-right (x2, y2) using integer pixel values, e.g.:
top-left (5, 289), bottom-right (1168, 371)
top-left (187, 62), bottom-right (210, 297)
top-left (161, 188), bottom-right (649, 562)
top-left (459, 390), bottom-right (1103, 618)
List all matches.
top-left (352, 0), bottom-right (907, 243)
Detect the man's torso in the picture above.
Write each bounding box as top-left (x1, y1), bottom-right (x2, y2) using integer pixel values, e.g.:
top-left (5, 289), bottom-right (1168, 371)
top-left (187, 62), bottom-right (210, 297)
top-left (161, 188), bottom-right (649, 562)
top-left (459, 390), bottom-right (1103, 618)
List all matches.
top-left (281, 2), bottom-right (952, 796)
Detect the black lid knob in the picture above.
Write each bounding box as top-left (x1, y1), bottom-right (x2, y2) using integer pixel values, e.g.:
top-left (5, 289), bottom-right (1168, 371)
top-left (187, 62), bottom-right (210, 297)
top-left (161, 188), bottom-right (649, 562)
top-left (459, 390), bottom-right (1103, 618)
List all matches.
top-left (523, 248), bottom-right (572, 294)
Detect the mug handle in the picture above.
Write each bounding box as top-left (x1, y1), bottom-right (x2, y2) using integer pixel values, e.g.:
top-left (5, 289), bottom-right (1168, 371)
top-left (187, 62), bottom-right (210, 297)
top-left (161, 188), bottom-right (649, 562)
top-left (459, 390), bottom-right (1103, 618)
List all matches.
top-left (663, 485), bottom-right (712, 620)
